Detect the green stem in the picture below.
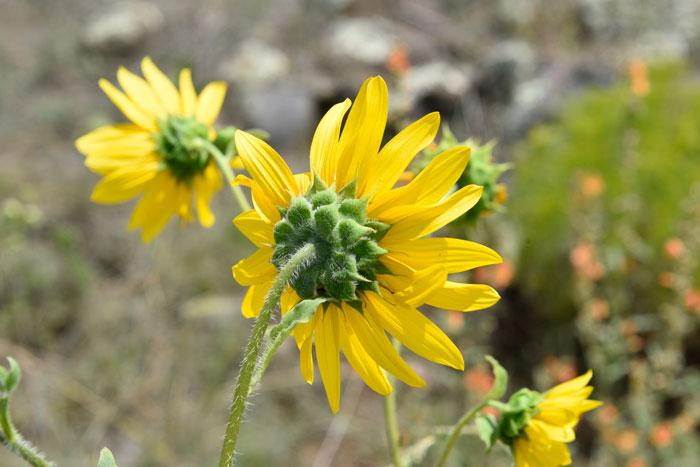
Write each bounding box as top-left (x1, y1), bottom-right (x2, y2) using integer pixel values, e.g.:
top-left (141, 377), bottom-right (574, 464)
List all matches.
top-left (218, 243), bottom-right (316, 467)
top-left (0, 398), bottom-right (54, 467)
top-left (383, 341), bottom-right (403, 467)
top-left (199, 139), bottom-right (252, 212)
top-left (436, 402), bottom-right (486, 467)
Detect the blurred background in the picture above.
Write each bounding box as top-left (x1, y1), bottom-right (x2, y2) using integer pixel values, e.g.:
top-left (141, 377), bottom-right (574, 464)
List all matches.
top-left (1, 0), bottom-right (700, 465)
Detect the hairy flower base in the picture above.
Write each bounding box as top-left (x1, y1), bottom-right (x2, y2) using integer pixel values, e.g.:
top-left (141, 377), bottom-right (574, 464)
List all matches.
top-left (153, 115), bottom-right (210, 183)
top-left (272, 175), bottom-right (390, 303)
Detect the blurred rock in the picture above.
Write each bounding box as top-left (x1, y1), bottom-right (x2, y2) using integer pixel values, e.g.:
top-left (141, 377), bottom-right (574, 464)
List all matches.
top-left (632, 31), bottom-right (689, 62)
top-left (496, 0), bottom-right (536, 29)
top-left (328, 17), bottom-right (396, 65)
top-left (243, 84), bottom-right (314, 148)
top-left (218, 40), bottom-right (290, 85)
top-left (405, 61), bottom-right (474, 100)
top-left (81, 2), bottom-right (164, 54)
top-left (478, 40), bottom-right (537, 104)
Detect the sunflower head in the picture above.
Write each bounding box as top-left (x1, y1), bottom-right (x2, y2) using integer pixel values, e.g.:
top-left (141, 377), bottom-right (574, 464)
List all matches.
top-left (232, 75), bottom-right (503, 413)
top-left (272, 174), bottom-right (390, 302)
top-left (75, 57), bottom-right (229, 241)
top-left (479, 370), bottom-right (603, 467)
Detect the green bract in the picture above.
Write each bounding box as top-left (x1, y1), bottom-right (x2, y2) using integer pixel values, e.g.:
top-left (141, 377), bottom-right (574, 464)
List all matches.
top-left (271, 174), bottom-right (390, 304)
top-left (413, 125), bottom-right (510, 225)
top-left (478, 387), bottom-right (545, 450)
top-left (153, 115), bottom-right (211, 183)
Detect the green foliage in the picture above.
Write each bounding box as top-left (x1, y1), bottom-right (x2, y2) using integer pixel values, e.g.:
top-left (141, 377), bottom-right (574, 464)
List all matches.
top-left (510, 63), bottom-right (700, 316)
top-left (412, 125), bottom-right (510, 225)
top-left (97, 448), bottom-right (118, 467)
top-left (483, 355), bottom-right (508, 401)
top-left (3, 358), bottom-right (20, 394)
top-left (509, 62), bottom-right (700, 466)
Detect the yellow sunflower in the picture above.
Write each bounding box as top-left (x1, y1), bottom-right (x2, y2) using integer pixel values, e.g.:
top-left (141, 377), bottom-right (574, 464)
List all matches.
top-left (513, 370), bottom-right (603, 467)
top-left (231, 76), bottom-right (502, 413)
top-left (76, 56), bottom-right (234, 242)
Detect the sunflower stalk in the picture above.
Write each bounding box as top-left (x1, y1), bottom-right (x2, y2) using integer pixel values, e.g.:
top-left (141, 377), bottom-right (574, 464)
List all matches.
top-left (219, 243), bottom-right (316, 467)
top-left (0, 358), bottom-right (55, 467)
top-left (197, 137), bottom-right (252, 212)
top-left (436, 356), bottom-right (508, 467)
top-left (248, 297), bottom-right (329, 395)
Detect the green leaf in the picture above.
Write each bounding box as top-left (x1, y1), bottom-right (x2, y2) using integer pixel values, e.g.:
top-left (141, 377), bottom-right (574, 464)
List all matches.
top-left (97, 447), bottom-right (118, 467)
top-left (483, 355), bottom-right (507, 401)
top-left (268, 298), bottom-right (328, 346)
top-left (5, 358), bottom-right (20, 393)
top-left (476, 414), bottom-right (499, 451)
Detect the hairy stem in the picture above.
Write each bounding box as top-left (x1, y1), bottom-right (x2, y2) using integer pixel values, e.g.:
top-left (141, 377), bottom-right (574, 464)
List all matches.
top-left (383, 341), bottom-right (403, 467)
top-left (218, 243), bottom-right (316, 466)
top-left (436, 402), bottom-right (486, 467)
top-left (200, 139), bottom-right (252, 212)
top-left (0, 398), bottom-right (54, 467)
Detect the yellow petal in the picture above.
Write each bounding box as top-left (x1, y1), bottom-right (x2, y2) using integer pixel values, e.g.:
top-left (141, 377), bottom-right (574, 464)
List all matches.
top-left (128, 172), bottom-right (180, 242)
top-left (195, 81), bottom-right (227, 126)
top-left (343, 303), bottom-right (425, 388)
top-left (513, 438), bottom-right (531, 467)
top-left (231, 156), bottom-right (245, 170)
top-left (531, 414), bottom-right (577, 442)
top-left (547, 370), bottom-right (593, 397)
top-left (179, 68), bottom-right (197, 117)
top-left (99, 79), bottom-right (157, 131)
top-left (338, 316), bottom-right (392, 395)
top-left (251, 181), bottom-right (282, 224)
top-left (392, 264), bottom-right (448, 307)
top-left (233, 209), bottom-right (274, 247)
top-left (363, 291), bottom-right (464, 370)
top-left (380, 185), bottom-right (483, 241)
top-left (381, 237), bottom-right (502, 274)
top-left (117, 66), bottom-right (167, 120)
top-left (193, 162), bottom-right (222, 227)
top-left (231, 174), bottom-right (253, 187)
top-left (76, 124), bottom-right (153, 156)
top-left (543, 386), bottom-right (594, 406)
top-left (578, 399), bottom-right (604, 413)
top-left (241, 280), bottom-right (274, 318)
top-left (141, 56), bottom-right (181, 115)
top-left (335, 77), bottom-right (388, 191)
top-left (174, 181), bottom-right (193, 223)
top-left (294, 172), bottom-right (312, 196)
top-left (366, 112), bottom-right (440, 200)
top-left (231, 247), bottom-right (277, 286)
top-left (316, 305), bottom-right (342, 413)
top-left (234, 130), bottom-right (298, 209)
top-left (425, 282), bottom-right (500, 312)
top-left (90, 159), bottom-right (159, 204)
top-left (310, 99), bottom-right (351, 185)
top-left (369, 145), bottom-right (468, 216)
top-left (299, 324), bottom-right (315, 384)
top-left (282, 287), bottom-right (301, 316)
top-left (378, 254), bottom-right (415, 277)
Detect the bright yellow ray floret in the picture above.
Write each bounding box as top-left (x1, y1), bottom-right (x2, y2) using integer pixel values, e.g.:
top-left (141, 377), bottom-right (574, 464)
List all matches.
top-left (76, 57), bottom-right (231, 242)
top-left (514, 370), bottom-right (603, 467)
top-left (231, 76), bottom-right (502, 413)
